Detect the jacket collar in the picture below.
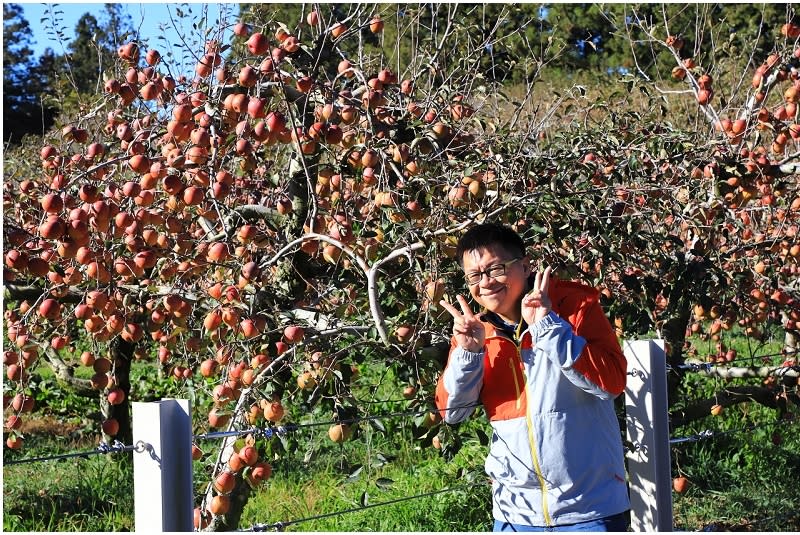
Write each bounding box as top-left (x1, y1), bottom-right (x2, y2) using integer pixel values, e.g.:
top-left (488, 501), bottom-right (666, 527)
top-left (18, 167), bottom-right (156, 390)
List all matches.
top-left (481, 311), bottom-right (527, 343)
top-left (478, 273), bottom-right (542, 342)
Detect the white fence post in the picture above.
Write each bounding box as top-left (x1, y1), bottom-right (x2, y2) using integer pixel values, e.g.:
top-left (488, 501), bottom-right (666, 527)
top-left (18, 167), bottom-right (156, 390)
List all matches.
top-left (132, 398), bottom-right (194, 532)
top-left (624, 340), bottom-right (673, 531)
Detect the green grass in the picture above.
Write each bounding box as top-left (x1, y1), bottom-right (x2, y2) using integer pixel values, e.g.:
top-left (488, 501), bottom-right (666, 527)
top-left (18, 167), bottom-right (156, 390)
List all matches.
top-left (7, 402), bottom-right (798, 532)
top-left (3, 426), bottom-right (135, 531)
top-left (240, 436), bottom-right (492, 531)
top-left (670, 332), bottom-right (800, 531)
top-left (3, 403), bottom-right (493, 532)
top-left (671, 418), bottom-right (800, 531)
top-left (238, 360), bottom-right (495, 531)
top-left (670, 396), bottom-right (800, 531)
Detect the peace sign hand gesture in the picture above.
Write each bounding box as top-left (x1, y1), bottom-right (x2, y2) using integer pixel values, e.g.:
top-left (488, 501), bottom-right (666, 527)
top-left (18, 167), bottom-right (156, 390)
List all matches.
top-left (439, 295), bottom-right (486, 353)
top-left (521, 266), bottom-right (552, 326)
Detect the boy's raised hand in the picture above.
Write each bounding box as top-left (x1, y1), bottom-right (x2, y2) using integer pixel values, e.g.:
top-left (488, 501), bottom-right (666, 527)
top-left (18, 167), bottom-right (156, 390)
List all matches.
top-left (439, 295), bottom-right (485, 353)
top-left (521, 266), bottom-right (552, 326)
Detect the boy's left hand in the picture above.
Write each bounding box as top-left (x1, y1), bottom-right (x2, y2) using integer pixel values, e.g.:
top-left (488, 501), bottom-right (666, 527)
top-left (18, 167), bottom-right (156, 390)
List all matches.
top-left (521, 266), bottom-right (552, 325)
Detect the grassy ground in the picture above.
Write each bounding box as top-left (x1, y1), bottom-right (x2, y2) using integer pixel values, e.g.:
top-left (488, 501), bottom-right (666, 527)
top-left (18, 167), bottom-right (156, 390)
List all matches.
top-left (234, 358), bottom-right (496, 531)
top-left (239, 433), bottom-right (492, 531)
top-left (5, 410), bottom-right (799, 532)
top-left (671, 419), bottom-right (800, 531)
top-left (3, 416), bottom-right (135, 531)
top-left (669, 333), bottom-right (800, 531)
top-left (2, 410), bottom-right (493, 532)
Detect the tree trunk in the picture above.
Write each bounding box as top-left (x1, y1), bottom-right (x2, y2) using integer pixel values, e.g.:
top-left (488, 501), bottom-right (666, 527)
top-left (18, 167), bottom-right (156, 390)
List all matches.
top-left (211, 476), bottom-right (253, 531)
top-left (659, 256), bottom-right (692, 405)
top-left (101, 337), bottom-right (134, 445)
top-left (285, 86), bottom-right (321, 305)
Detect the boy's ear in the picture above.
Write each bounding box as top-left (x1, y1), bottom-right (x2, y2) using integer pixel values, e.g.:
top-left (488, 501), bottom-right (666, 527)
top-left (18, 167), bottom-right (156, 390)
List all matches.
top-left (522, 255), bottom-right (532, 276)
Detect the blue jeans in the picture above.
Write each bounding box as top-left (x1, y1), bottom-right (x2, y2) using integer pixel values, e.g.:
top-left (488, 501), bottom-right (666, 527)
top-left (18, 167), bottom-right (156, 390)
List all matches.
top-left (493, 511), bottom-right (629, 532)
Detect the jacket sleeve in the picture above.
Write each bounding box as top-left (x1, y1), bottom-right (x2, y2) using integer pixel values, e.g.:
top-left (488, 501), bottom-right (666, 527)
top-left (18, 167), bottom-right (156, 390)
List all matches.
top-left (434, 339), bottom-right (485, 424)
top-left (529, 301), bottom-right (627, 399)
top-left (570, 296), bottom-right (627, 396)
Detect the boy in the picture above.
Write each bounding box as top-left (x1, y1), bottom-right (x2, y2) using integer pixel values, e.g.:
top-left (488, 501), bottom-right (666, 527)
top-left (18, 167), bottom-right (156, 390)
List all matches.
top-left (435, 223), bottom-right (630, 531)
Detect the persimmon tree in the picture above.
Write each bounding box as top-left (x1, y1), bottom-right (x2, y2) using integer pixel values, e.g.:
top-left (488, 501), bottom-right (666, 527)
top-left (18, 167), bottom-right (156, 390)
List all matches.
top-left (2, 3), bottom-right (799, 530)
top-left (606, 5), bottom-right (800, 422)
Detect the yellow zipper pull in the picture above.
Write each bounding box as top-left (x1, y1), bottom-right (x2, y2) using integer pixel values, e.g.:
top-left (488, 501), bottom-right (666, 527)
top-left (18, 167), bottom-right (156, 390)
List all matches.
top-left (508, 359), bottom-right (522, 411)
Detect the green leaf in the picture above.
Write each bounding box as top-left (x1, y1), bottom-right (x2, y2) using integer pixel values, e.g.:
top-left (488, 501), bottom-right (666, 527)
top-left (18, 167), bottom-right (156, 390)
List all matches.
top-left (369, 418), bottom-right (386, 434)
top-left (476, 428), bottom-right (489, 446)
top-left (346, 465), bottom-right (364, 482)
top-left (376, 452), bottom-right (396, 463)
top-left (375, 477), bottom-right (394, 489)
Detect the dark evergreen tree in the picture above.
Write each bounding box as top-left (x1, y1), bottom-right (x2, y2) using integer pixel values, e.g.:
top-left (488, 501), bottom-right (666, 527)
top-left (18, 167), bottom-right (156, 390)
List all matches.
top-left (3, 3), bottom-right (57, 143)
top-left (58, 4), bottom-right (135, 95)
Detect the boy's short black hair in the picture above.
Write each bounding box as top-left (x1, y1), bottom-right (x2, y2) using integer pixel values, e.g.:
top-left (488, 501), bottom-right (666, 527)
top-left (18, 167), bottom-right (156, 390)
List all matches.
top-left (455, 223), bottom-right (527, 266)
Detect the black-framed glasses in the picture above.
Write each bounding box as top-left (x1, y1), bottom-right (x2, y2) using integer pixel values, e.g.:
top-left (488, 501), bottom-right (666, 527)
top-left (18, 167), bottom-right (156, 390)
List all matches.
top-left (464, 257), bottom-right (522, 286)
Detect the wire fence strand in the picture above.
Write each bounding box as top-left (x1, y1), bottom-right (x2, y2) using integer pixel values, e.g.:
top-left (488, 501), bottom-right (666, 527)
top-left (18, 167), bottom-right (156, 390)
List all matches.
top-left (672, 360), bottom-right (799, 373)
top-left (669, 417), bottom-right (797, 446)
top-left (10, 398), bottom-right (792, 463)
top-left (3, 439), bottom-right (148, 466)
top-left (735, 509), bottom-right (800, 530)
top-left (2, 402), bottom-right (483, 467)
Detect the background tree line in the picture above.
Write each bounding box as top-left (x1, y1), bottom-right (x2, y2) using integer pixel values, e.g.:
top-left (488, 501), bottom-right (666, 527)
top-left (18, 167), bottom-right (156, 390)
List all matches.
top-left (5, 3), bottom-right (795, 144)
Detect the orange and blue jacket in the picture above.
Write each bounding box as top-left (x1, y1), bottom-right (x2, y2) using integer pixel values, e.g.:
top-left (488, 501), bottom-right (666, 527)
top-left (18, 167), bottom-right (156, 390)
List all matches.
top-left (435, 278), bottom-right (630, 527)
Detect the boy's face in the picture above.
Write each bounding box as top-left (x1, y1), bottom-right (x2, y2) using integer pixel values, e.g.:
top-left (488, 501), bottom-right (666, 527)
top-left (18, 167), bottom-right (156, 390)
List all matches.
top-left (461, 245), bottom-right (530, 323)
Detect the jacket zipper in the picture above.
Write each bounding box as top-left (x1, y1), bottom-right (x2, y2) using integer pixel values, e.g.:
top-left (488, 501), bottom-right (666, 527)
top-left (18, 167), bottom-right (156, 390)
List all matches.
top-left (515, 344), bottom-right (552, 526)
top-left (508, 359), bottom-right (522, 411)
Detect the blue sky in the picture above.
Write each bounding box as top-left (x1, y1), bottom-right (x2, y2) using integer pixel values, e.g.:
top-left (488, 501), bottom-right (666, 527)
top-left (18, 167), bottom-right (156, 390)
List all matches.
top-left (17, 2), bottom-right (238, 58)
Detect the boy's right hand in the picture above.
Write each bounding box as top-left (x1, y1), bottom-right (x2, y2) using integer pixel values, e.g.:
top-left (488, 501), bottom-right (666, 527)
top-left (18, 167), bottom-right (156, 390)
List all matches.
top-left (439, 295), bottom-right (485, 353)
